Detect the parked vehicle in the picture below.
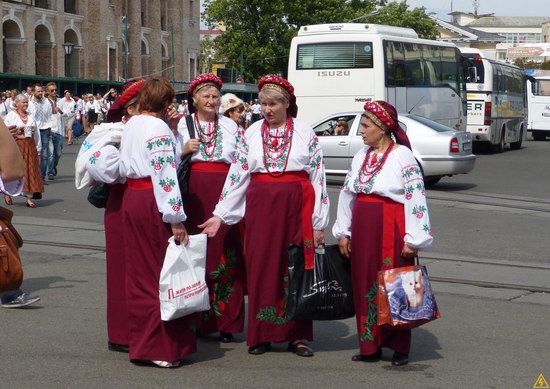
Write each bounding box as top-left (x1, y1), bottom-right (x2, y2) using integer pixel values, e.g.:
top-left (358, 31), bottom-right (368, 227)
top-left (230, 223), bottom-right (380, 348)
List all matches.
top-left (312, 112), bottom-right (476, 186)
top-left (460, 48), bottom-right (526, 152)
top-left (288, 23), bottom-right (467, 130)
top-left (526, 75), bottom-right (550, 141)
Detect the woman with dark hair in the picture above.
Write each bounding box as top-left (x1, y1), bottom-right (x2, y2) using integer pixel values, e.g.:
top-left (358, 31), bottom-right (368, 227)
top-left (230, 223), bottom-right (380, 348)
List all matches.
top-left (200, 74), bottom-right (330, 357)
top-left (177, 74), bottom-right (245, 343)
top-left (119, 77), bottom-right (195, 368)
top-left (84, 79), bottom-right (145, 354)
top-left (332, 101), bottom-right (432, 366)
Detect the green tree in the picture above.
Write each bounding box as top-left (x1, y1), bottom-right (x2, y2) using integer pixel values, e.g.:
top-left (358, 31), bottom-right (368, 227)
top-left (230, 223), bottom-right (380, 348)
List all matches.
top-left (203, 0), bottom-right (439, 81)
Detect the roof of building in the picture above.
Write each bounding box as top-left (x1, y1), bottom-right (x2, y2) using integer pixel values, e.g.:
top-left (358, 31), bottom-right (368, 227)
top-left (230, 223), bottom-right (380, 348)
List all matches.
top-left (468, 16), bottom-right (550, 28)
top-left (436, 18), bottom-right (505, 42)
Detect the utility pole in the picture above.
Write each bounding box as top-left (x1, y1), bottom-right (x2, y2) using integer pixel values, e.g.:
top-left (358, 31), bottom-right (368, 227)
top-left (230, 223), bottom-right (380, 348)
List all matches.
top-left (473, 0), bottom-right (480, 17)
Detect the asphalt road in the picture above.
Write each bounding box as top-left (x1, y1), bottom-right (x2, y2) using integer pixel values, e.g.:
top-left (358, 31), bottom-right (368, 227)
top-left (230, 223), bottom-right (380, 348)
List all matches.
top-left (1, 136), bottom-right (550, 388)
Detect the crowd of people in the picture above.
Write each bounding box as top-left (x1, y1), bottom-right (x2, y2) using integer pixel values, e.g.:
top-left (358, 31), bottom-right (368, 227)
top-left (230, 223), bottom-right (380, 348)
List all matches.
top-left (0, 73), bottom-right (433, 368)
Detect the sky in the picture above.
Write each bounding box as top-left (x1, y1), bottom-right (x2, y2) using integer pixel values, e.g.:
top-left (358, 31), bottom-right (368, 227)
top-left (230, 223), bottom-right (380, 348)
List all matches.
top-left (404, 0), bottom-right (550, 21)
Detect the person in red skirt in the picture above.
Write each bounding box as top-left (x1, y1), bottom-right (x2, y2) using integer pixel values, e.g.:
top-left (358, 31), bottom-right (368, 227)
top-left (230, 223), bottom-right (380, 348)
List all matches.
top-left (119, 77), bottom-right (195, 368)
top-left (84, 79), bottom-right (145, 354)
top-left (332, 101), bottom-right (433, 366)
top-left (200, 74), bottom-right (330, 357)
top-left (176, 74), bottom-right (246, 343)
top-left (3, 94), bottom-right (44, 208)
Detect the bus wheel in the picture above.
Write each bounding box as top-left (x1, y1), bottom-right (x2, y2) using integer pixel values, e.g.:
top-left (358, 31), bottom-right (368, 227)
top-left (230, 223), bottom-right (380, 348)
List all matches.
top-left (533, 131), bottom-right (546, 141)
top-left (510, 129), bottom-right (523, 150)
top-left (424, 177), bottom-right (441, 187)
top-left (494, 129), bottom-right (505, 153)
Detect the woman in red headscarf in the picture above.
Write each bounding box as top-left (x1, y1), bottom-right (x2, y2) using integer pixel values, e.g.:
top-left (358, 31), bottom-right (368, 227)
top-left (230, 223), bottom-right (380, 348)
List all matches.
top-left (84, 79), bottom-right (144, 355)
top-left (332, 101), bottom-right (433, 366)
top-left (200, 74), bottom-right (330, 357)
top-left (176, 74), bottom-right (246, 343)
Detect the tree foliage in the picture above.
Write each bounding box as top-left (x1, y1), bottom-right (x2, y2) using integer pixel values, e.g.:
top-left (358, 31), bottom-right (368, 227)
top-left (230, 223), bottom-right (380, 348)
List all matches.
top-left (203, 0), bottom-right (439, 82)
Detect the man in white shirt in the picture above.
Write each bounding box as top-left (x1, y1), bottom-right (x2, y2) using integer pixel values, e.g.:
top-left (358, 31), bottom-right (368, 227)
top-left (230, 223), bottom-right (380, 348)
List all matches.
top-left (58, 90), bottom-right (76, 145)
top-left (45, 82), bottom-right (64, 180)
top-left (251, 99), bottom-right (262, 123)
top-left (27, 83), bottom-right (53, 182)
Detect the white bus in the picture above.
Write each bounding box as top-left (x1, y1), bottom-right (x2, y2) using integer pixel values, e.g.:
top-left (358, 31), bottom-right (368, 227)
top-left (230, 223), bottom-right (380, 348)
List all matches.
top-left (460, 48), bottom-right (526, 152)
top-left (287, 23), bottom-right (466, 130)
top-left (526, 75), bottom-right (550, 141)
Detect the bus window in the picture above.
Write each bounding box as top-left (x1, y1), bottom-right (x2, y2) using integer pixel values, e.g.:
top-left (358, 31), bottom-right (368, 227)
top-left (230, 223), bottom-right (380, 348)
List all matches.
top-left (392, 41), bottom-right (405, 87)
top-left (404, 43), bottom-right (424, 87)
top-left (296, 42), bottom-right (374, 70)
top-left (534, 80), bottom-right (550, 96)
top-left (440, 47), bottom-right (458, 92)
top-left (384, 41), bottom-right (395, 87)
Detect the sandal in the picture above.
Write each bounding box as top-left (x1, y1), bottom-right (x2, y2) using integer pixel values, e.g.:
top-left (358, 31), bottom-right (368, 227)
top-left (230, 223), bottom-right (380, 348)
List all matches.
top-left (288, 340), bottom-right (314, 357)
top-left (26, 199), bottom-right (37, 208)
top-left (4, 195), bottom-right (13, 205)
top-left (151, 360), bottom-right (181, 368)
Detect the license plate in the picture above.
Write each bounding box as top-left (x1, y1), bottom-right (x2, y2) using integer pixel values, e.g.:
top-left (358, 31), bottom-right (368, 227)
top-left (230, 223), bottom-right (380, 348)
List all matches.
top-left (463, 142), bottom-right (472, 151)
top-left (543, 113), bottom-right (550, 117)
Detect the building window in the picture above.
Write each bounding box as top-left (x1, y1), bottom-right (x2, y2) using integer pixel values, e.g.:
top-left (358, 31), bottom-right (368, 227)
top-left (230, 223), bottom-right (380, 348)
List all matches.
top-left (35, 0), bottom-right (49, 9)
top-left (64, 0), bottom-right (77, 14)
top-left (141, 0), bottom-right (147, 27)
top-left (161, 0), bottom-right (168, 30)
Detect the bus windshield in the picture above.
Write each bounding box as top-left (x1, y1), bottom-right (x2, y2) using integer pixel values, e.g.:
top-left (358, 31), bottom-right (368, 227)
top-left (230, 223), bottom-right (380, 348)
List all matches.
top-left (297, 42), bottom-right (374, 69)
top-left (461, 55), bottom-right (485, 84)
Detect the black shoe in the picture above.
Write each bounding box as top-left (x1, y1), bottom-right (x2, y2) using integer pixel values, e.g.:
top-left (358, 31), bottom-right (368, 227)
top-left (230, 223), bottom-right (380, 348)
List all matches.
top-left (32, 192), bottom-right (42, 200)
top-left (108, 342), bottom-right (130, 353)
top-left (288, 341), bottom-right (314, 357)
top-left (392, 351), bottom-right (409, 366)
top-left (351, 348), bottom-right (382, 362)
top-left (248, 342), bottom-right (271, 355)
top-left (48, 175), bottom-right (55, 181)
top-left (219, 332), bottom-right (234, 343)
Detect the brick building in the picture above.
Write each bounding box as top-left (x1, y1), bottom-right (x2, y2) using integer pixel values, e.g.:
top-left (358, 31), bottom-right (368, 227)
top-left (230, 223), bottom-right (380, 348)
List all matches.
top-left (1, 0), bottom-right (200, 83)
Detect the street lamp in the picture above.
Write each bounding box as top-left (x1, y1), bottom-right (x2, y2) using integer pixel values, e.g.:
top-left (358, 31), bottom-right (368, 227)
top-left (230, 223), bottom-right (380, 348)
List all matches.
top-left (63, 42), bottom-right (74, 77)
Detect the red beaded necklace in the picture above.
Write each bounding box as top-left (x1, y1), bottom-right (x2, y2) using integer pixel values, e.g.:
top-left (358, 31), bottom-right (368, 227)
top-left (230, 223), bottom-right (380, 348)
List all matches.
top-left (261, 117), bottom-right (294, 177)
top-left (17, 110), bottom-right (28, 124)
top-left (358, 141), bottom-right (394, 184)
top-left (194, 113), bottom-right (218, 159)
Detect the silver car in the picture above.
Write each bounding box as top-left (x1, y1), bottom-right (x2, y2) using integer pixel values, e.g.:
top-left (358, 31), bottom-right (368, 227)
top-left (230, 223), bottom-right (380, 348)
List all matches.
top-left (312, 112), bottom-right (476, 185)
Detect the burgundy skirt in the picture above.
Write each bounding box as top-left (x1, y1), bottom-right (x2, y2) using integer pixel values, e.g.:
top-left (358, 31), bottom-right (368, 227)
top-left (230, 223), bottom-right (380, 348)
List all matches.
top-left (351, 194), bottom-right (413, 355)
top-left (16, 138), bottom-right (43, 194)
top-left (184, 162), bottom-right (245, 335)
top-left (244, 173), bottom-right (313, 347)
top-left (122, 179), bottom-right (196, 362)
top-left (104, 183), bottom-right (128, 346)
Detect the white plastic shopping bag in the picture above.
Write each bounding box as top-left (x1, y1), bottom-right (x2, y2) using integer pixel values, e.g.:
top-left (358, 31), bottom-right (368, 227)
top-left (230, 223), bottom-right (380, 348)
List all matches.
top-left (159, 235), bottom-right (209, 321)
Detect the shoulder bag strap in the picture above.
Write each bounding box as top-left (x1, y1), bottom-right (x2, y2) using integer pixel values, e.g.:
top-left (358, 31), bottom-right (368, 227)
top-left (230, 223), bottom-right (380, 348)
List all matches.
top-left (186, 114), bottom-right (195, 139)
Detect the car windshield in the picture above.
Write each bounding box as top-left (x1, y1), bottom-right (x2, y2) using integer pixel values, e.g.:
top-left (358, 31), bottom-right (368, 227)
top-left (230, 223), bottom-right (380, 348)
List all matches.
top-left (407, 115), bottom-right (454, 133)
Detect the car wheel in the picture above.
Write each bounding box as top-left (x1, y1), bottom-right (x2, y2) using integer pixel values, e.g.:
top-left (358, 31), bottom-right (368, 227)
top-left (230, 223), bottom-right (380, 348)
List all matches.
top-left (510, 129), bottom-right (523, 150)
top-left (424, 176), bottom-right (441, 187)
top-left (494, 129), bottom-right (505, 153)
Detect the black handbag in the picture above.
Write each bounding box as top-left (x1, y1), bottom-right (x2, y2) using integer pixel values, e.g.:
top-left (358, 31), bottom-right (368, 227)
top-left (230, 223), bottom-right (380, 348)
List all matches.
top-left (177, 115), bottom-right (196, 196)
top-left (87, 183), bottom-right (111, 208)
top-left (286, 244), bottom-right (355, 321)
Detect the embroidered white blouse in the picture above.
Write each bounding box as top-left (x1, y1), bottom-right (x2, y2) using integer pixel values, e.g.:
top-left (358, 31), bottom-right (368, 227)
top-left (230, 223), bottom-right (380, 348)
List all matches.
top-left (4, 111), bottom-right (41, 153)
top-left (176, 114), bottom-right (239, 163)
top-left (119, 115), bottom-right (186, 224)
top-left (332, 145), bottom-right (433, 249)
top-left (213, 118), bottom-right (330, 230)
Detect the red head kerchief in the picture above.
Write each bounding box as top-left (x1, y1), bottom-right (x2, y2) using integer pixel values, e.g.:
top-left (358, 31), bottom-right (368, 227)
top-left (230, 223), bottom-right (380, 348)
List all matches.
top-left (363, 100), bottom-right (411, 150)
top-left (106, 79), bottom-right (145, 123)
top-left (258, 74), bottom-right (298, 118)
top-left (187, 73), bottom-right (223, 114)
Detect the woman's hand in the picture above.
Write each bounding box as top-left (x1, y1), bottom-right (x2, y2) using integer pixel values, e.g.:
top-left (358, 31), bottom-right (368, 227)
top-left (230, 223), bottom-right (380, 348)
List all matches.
top-left (198, 216), bottom-right (222, 238)
top-left (313, 229), bottom-right (325, 248)
top-left (401, 244), bottom-right (418, 260)
top-left (166, 106), bottom-right (183, 132)
top-left (171, 222), bottom-right (189, 246)
top-left (338, 237), bottom-right (351, 258)
top-left (183, 138), bottom-right (200, 155)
